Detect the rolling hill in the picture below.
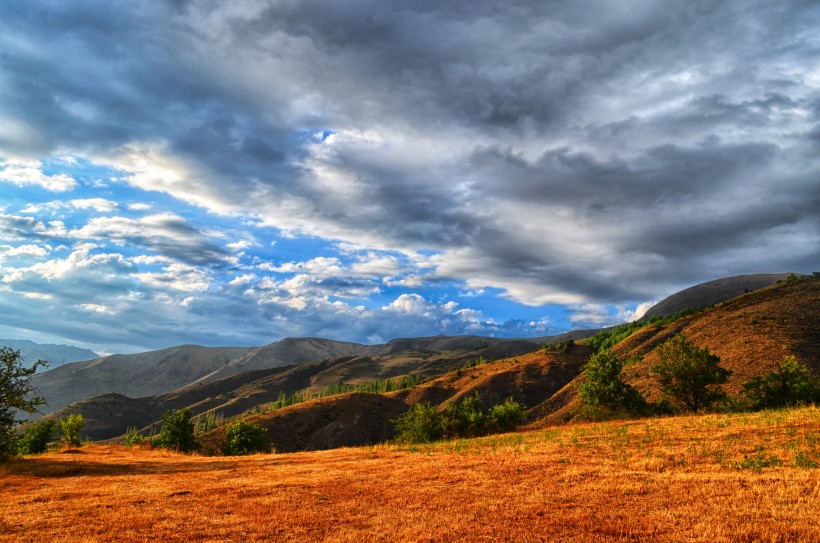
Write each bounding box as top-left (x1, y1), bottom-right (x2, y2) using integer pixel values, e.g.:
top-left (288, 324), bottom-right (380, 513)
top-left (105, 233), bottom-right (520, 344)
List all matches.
top-left (199, 275), bottom-right (820, 452)
top-left (30, 273), bottom-right (820, 452)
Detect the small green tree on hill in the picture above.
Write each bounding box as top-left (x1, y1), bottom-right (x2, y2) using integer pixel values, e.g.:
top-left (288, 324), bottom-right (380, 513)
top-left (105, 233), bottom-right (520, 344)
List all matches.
top-left (742, 355), bottom-right (820, 410)
top-left (0, 347), bottom-right (48, 461)
top-left (651, 334), bottom-right (729, 412)
top-left (224, 421), bottom-right (269, 455)
top-left (443, 393), bottom-right (489, 438)
top-left (158, 408), bottom-right (198, 453)
top-left (393, 403), bottom-right (445, 444)
top-left (59, 413), bottom-right (84, 450)
top-left (578, 350), bottom-right (647, 416)
top-left (489, 397), bottom-right (525, 431)
top-left (17, 419), bottom-right (56, 455)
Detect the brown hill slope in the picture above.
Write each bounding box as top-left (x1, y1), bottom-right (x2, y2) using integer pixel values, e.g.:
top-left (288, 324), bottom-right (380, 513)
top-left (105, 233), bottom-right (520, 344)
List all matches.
top-left (640, 272), bottom-right (796, 320)
top-left (392, 344), bottom-right (592, 410)
top-left (31, 345), bottom-right (253, 416)
top-left (200, 392), bottom-right (408, 453)
top-left (45, 339), bottom-right (543, 441)
top-left (33, 335), bottom-right (544, 420)
top-left (536, 276), bottom-right (820, 422)
top-left (198, 345), bottom-right (591, 453)
top-left (622, 276), bottom-right (820, 394)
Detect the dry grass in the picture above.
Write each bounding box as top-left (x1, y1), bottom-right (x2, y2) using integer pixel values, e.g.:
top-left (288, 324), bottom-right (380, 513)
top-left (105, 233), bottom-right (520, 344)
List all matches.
top-left (2, 407), bottom-right (819, 542)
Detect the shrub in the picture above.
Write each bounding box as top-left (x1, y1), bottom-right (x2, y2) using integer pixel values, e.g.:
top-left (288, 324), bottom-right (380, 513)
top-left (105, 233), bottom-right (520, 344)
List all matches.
top-left (0, 347), bottom-right (48, 461)
top-left (742, 355), bottom-right (820, 410)
top-left (651, 334), bottom-right (730, 412)
top-left (395, 395), bottom-right (528, 444)
top-left (157, 409), bottom-right (198, 453)
top-left (224, 421), bottom-right (269, 455)
top-left (17, 419), bottom-right (56, 455)
top-left (489, 398), bottom-right (525, 431)
top-left (123, 426), bottom-right (145, 447)
top-left (578, 350), bottom-right (647, 416)
top-left (543, 340), bottom-right (573, 353)
top-left (443, 393), bottom-right (489, 438)
top-left (59, 413), bottom-right (84, 450)
top-left (393, 403), bottom-right (445, 444)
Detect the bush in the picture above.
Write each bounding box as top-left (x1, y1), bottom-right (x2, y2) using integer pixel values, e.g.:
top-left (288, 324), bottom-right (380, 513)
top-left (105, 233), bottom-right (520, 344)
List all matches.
top-left (157, 409), bottom-right (198, 453)
top-left (394, 395), bottom-right (527, 444)
top-left (0, 347), bottom-right (48, 461)
top-left (59, 413), bottom-right (84, 450)
top-left (443, 393), bottom-right (489, 438)
top-left (578, 350), bottom-right (647, 416)
top-left (393, 403), bottom-right (445, 444)
top-left (17, 419), bottom-right (56, 455)
top-left (224, 421), bottom-right (269, 455)
top-left (489, 398), bottom-right (525, 431)
top-left (742, 356), bottom-right (820, 410)
top-left (123, 426), bottom-right (145, 447)
top-left (651, 334), bottom-right (730, 412)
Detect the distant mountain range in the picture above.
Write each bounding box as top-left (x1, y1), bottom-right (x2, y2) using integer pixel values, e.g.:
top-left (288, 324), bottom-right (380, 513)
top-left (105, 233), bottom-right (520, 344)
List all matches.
top-left (21, 272), bottom-right (816, 449)
top-left (0, 339), bottom-right (98, 369)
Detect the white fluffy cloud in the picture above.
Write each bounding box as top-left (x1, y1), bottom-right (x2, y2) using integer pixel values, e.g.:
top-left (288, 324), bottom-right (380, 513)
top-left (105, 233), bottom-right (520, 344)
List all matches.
top-left (0, 160), bottom-right (78, 192)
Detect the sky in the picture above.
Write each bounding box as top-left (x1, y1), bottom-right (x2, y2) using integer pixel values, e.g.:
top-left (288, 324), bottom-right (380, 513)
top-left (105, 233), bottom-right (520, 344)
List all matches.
top-left (1, 1), bottom-right (819, 355)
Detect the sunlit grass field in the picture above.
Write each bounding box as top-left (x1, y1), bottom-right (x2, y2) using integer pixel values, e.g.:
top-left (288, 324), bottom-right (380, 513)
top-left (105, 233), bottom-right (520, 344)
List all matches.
top-left (2, 406), bottom-right (819, 542)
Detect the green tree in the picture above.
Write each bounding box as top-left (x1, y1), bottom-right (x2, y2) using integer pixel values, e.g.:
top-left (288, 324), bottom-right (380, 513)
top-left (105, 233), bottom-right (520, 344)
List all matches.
top-left (578, 350), bottom-right (647, 415)
top-left (59, 413), bottom-right (84, 450)
top-left (443, 393), bottom-right (489, 438)
top-left (0, 347), bottom-right (48, 461)
top-left (393, 403), bottom-right (445, 444)
top-left (123, 426), bottom-right (145, 447)
top-left (158, 409), bottom-right (198, 453)
top-left (742, 355), bottom-right (820, 410)
top-left (489, 397), bottom-right (525, 431)
top-left (224, 421), bottom-right (269, 455)
top-left (651, 334), bottom-right (730, 412)
top-left (17, 419), bottom-right (56, 455)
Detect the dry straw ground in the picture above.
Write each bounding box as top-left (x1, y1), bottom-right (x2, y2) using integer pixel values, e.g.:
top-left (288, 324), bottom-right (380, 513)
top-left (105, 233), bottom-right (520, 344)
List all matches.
top-left (2, 407), bottom-right (819, 542)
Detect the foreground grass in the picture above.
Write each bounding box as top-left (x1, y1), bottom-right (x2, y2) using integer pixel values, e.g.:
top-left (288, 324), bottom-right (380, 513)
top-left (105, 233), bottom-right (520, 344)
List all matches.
top-left (1, 407), bottom-right (819, 542)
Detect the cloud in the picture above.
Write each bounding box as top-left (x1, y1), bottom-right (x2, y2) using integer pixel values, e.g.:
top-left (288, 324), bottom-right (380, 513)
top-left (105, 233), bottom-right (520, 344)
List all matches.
top-left (21, 198), bottom-right (118, 214)
top-left (1, 1), bottom-right (820, 351)
top-left (69, 213), bottom-right (229, 265)
top-left (0, 244), bottom-right (50, 258)
top-left (0, 160), bottom-right (78, 192)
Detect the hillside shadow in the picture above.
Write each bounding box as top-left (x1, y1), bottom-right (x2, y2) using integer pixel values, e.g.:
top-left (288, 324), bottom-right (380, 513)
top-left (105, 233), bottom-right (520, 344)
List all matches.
top-left (4, 456), bottom-right (239, 479)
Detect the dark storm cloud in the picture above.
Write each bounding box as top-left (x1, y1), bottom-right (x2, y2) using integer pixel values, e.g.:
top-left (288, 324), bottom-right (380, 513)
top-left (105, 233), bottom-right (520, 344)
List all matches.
top-left (2, 0), bottom-right (819, 306)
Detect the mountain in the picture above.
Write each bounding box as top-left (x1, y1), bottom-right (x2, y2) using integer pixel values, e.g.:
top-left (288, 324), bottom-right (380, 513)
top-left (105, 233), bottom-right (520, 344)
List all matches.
top-left (640, 272), bottom-right (796, 320)
top-left (201, 275), bottom-right (820, 452)
top-left (32, 334), bottom-right (548, 421)
top-left (32, 274), bottom-right (820, 450)
top-left (30, 345), bottom-right (253, 416)
top-left (39, 338), bottom-right (544, 440)
top-left (0, 339), bottom-right (98, 369)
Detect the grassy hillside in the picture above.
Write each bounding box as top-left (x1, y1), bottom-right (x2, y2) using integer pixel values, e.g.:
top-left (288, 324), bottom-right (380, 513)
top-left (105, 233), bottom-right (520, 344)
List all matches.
top-left (43, 339), bottom-right (542, 441)
top-left (640, 272), bottom-right (796, 320)
top-left (29, 276), bottom-right (820, 450)
top-left (3, 406), bottom-right (819, 542)
top-left (539, 276), bottom-right (820, 421)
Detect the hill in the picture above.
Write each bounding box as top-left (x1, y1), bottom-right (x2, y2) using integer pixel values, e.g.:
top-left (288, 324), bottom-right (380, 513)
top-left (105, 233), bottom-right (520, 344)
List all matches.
top-left (30, 345), bottom-right (253, 416)
top-left (0, 339), bottom-right (98, 368)
top-left (40, 337), bottom-right (544, 440)
top-left (640, 272), bottom-right (796, 320)
top-left (29, 275), bottom-right (820, 451)
top-left (202, 276), bottom-right (820, 451)
top-left (539, 275), bottom-right (820, 421)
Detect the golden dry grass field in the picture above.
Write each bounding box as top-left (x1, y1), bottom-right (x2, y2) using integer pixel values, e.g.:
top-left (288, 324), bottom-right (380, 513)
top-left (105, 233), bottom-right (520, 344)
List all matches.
top-left (2, 407), bottom-right (819, 542)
